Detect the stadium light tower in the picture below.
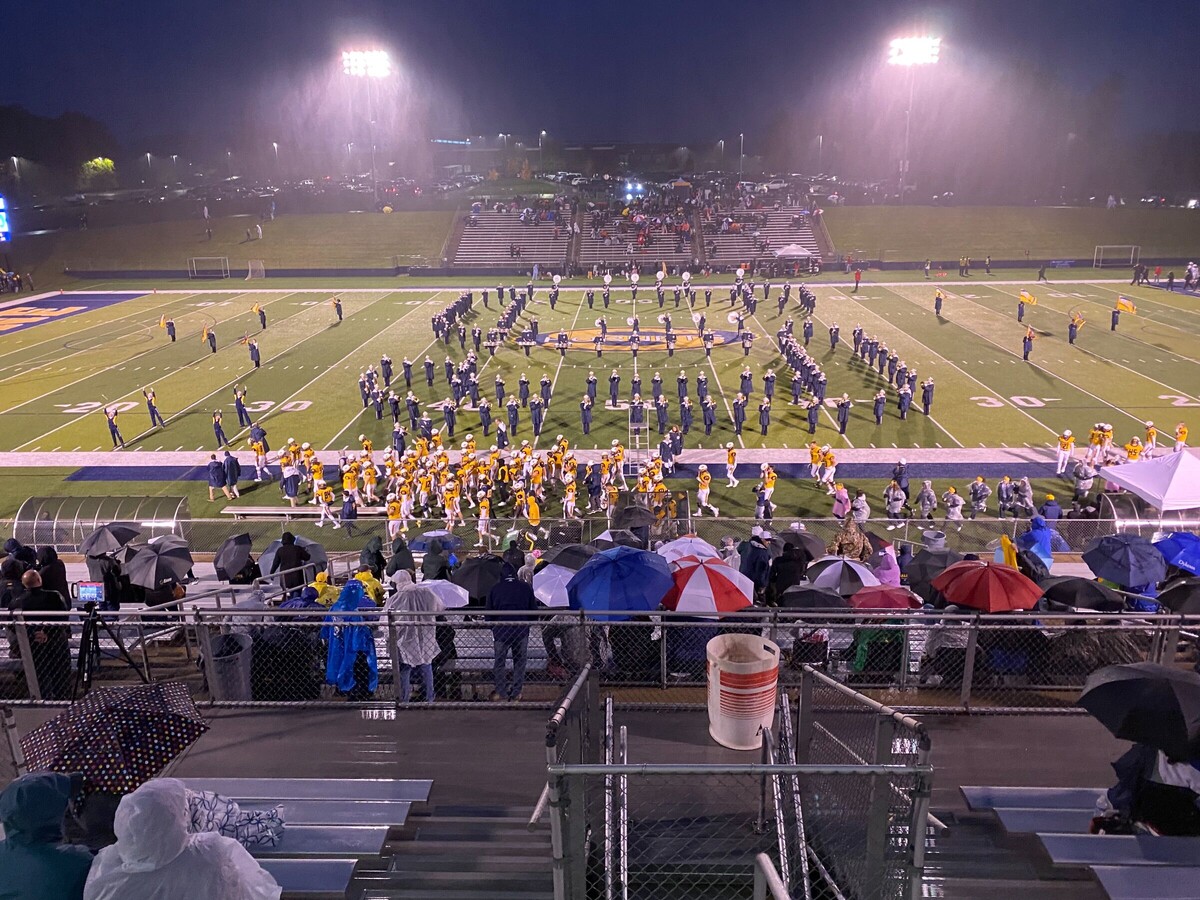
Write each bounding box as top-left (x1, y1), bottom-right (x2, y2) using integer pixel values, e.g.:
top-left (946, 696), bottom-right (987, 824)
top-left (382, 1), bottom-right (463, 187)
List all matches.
top-left (887, 36), bottom-right (940, 205)
top-left (739, 133), bottom-right (744, 178)
top-left (342, 49), bottom-right (392, 202)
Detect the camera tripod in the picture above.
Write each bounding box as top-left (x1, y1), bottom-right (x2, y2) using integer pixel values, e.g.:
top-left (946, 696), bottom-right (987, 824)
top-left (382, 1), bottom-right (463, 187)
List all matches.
top-left (74, 601), bottom-right (148, 697)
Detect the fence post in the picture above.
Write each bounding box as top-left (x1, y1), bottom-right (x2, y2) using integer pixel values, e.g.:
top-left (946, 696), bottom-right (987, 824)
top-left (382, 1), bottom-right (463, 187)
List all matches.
top-left (864, 712), bottom-right (897, 889)
top-left (1, 705), bottom-right (27, 777)
top-left (898, 625), bottom-right (911, 689)
top-left (547, 770), bottom-right (570, 900)
top-left (659, 622), bottom-right (669, 691)
top-left (386, 610), bottom-right (402, 704)
top-left (194, 611), bottom-right (217, 703)
top-left (13, 614), bottom-right (41, 701)
top-left (796, 668), bottom-right (813, 764)
top-left (1155, 617), bottom-right (1182, 665)
top-left (958, 620), bottom-right (979, 711)
top-left (906, 737), bottom-right (934, 900)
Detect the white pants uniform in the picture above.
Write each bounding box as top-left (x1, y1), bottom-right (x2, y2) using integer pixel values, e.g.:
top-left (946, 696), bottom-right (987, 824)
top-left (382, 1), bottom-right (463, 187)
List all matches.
top-left (726, 464), bottom-right (738, 487)
top-left (1055, 448), bottom-right (1073, 475)
top-left (387, 519), bottom-right (401, 540)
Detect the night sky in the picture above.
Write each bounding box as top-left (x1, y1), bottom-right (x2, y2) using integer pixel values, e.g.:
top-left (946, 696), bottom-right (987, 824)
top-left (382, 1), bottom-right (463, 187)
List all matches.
top-left (6, 0), bottom-right (1200, 146)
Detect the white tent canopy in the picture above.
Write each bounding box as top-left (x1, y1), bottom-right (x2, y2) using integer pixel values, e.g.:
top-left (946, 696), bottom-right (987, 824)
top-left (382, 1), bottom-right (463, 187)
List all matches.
top-left (774, 243), bottom-right (814, 258)
top-left (1100, 450), bottom-right (1200, 512)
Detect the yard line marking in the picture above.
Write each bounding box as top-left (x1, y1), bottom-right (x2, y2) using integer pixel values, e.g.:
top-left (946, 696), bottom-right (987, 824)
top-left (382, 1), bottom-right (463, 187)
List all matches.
top-left (0, 291), bottom-right (305, 417)
top-left (837, 288), bottom-right (1058, 439)
top-left (946, 287), bottom-right (1200, 406)
top-left (11, 292), bottom-right (322, 450)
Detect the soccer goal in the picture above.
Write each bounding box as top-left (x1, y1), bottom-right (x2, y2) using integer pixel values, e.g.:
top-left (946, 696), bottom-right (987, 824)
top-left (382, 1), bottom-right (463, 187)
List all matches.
top-left (188, 257), bottom-right (230, 278)
top-left (1093, 245), bottom-right (1140, 268)
top-left (245, 259), bottom-right (266, 280)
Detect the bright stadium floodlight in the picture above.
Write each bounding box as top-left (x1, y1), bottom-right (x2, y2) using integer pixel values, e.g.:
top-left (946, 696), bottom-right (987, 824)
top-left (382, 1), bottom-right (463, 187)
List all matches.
top-left (887, 36), bottom-right (940, 67)
top-left (889, 36), bottom-right (940, 204)
top-left (342, 49), bottom-right (392, 78)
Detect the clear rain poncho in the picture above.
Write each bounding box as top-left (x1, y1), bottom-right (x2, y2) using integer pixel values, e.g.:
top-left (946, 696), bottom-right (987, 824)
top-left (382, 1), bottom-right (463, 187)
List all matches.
top-left (84, 778), bottom-right (281, 900)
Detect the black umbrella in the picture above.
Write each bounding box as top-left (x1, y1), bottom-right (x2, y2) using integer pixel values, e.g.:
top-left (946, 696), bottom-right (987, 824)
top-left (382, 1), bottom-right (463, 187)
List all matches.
top-left (19, 682), bottom-right (208, 794)
top-left (124, 542), bottom-right (194, 589)
top-left (780, 584), bottom-right (849, 610)
top-left (1016, 549), bottom-right (1051, 585)
top-left (1157, 577), bottom-right (1200, 615)
top-left (782, 529), bottom-right (826, 559)
top-left (1040, 576), bottom-right (1124, 612)
top-left (452, 554), bottom-right (506, 600)
top-left (1079, 662), bottom-right (1200, 760)
top-left (904, 548), bottom-right (965, 585)
top-left (79, 524), bottom-right (140, 557)
top-left (612, 506), bottom-right (657, 530)
top-left (259, 536), bottom-right (328, 581)
top-left (589, 529), bottom-right (642, 550)
top-left (214, 533), bottom-right (253, 581)
top-left (541, 543), bottom-right (597, 571)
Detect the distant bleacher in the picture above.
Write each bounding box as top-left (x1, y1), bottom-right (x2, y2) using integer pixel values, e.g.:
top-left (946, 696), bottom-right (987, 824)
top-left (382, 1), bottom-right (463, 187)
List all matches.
top-left (702, 208), bottom-right (820, 269)
top-left (452, 210), bottom-right (571, 269)
top-left (576, 208), bottom-right (698, 271)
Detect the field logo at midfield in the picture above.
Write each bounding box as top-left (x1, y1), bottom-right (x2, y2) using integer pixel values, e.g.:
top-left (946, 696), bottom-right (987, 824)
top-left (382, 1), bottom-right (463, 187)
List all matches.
top-left (0, 292), bottom-right (146, 334)
top-left (535, 328), bottom-right (740, 350)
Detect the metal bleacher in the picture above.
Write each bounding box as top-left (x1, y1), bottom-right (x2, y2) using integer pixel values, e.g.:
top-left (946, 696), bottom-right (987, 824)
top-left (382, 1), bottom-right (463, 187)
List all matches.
top-left (576, 209), bottom-right (697, 271)
top-left (453, 210), bottom-right (571, 269)
top-left (702, 208), bottom-right (820, 268)
top-left (963, 784), bottom-right (1200, 900)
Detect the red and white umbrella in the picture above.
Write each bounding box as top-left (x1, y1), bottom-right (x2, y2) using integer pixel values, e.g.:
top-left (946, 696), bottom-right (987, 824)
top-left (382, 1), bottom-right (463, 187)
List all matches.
top-left (658, 536), bottom-right (722, 566)
top-left (663, 556), bottom-right (754, 617)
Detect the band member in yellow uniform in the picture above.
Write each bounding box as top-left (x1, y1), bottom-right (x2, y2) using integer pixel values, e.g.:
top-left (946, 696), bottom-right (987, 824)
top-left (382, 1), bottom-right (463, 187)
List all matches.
top-left (1144, 421), bottom-right (1158, 456)
top-left (1176, 422), bottom-right (1190, 452)
top-left (1055, 429), bottom-right (1075, 476)
top-left (696, 465), bottom-right (719, 516)
top-left (1124, 436), bottom-right (1144, 461)
top-left (314, 480), bottom-right (339, 528)
top-left (725, 443), bottom-right (739, 488)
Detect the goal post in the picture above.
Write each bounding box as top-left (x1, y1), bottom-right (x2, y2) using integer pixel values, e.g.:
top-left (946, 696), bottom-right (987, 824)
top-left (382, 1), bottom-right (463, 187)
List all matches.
top-left (1093, 245), bottom-right (1140, 268)
top-left (187, 257), bottom-right (230, 278)
top-left (246, 259), bottom-right (266, 280)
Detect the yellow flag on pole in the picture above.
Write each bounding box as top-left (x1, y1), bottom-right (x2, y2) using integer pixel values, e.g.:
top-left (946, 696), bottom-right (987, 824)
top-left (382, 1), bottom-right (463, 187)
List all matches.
top-left (159, 314), bottom-right (166, 328)
top-left (1019, 290), bottom-right (1037, 305)
top-left (1117, 296), bottom-right (1137, 314)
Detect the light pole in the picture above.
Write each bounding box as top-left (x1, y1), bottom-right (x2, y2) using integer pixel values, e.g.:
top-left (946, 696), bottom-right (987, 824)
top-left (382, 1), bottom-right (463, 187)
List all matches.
top-left (272, 142), bottom-right (279, 177)
top-left (817, 134), bottom-right (823, 171)
top-left (170, 154), bottom-right (178, 178)
top-left (739, 133), bottom-right (744, 178)
top-left (718, 140), bottom-right (724, 167)
top-left (145, 152), bottom-right (152, 176)
top-left (342, 49), bottom-right (392, 202)
top-left (226, 151), bottom-right (233, 178)
top-left (887, 36), bottom-right (940, 204)
top-left (539, 130), bottom-right (546, 169)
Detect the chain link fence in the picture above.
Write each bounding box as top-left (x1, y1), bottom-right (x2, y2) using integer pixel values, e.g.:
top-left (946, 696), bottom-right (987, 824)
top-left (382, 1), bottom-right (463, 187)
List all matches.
top-left (5, 516), bottom-right (1130, 555)
top-left (0, 607), bottom-right (1192, 713)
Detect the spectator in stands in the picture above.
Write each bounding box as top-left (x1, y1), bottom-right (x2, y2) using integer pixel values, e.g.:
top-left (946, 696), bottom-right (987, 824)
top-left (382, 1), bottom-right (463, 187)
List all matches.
top-left (767, 544), bottom-right (809, 604)
top-left (0, 772), bottom-right (92, 900)
top-left (11, 570), bottom-right (72, 700)
top-left (502, 540), bottom-right (525, 570)
top-left (486, 563), bottom-right (538, 701)
top-left (269, 532), bottom-right (310, 599)
top-left (736, 528), bottom-right (772, 599)
top-left (359, 536), bottom-right (386, 580)
top-left (421, 540), bottom-right (452, 581)
top-left (307, 571), bottom-right (339, 607)
top-left (35, 547), bottom-right (69, 602)
top-left (1097, 743), bottom-right (1200, 835)
top-left (518, 552), bottom-right (538, 585)
top-left (83, 778), bottom-right (282, 900)
top-left (385, 535), bottom-right (416, 581)
top-left (354, 566), bottom-right (385, 604)
top-left (389, 583), bottom-right (443, 703)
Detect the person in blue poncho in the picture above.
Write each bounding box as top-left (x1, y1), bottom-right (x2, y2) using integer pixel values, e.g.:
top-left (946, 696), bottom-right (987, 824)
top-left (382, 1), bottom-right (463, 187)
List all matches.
top-left (1015, 515), bottom-right (1056, 572)
top-left (321, 580), bottom-right (378, 700)
top-left (0, 772), bottom-right (92, 900)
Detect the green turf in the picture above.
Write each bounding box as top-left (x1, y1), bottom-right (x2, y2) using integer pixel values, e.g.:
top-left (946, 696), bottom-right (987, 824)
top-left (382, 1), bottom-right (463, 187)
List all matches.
top-left (822, 206), bottom-right (1200, 263)
top-left (1, 278), bottom-right (1194, 458)
top-left (9, 211), bottom-right (456, 284)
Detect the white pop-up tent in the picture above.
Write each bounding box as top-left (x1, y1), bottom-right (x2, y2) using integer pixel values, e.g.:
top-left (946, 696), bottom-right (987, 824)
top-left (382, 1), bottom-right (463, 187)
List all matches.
top-left (774, 243), bottom-right (814, 258)
top-left (1100, 450), bottom-right (1200, 512)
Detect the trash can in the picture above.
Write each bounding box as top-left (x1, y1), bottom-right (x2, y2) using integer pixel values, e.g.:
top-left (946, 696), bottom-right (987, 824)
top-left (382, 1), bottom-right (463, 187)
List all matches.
top-left (706, 634), bottom-right (780, 751)
top-left (922, 530), bottom-right (947, 551)
top-left (209, 632), bottom-right (253, 701)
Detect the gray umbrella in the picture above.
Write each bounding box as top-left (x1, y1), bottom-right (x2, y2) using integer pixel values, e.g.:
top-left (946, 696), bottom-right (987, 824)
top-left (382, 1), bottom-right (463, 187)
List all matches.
top-left (79, 524), bottom-right (141, 557)
top-left (124, 542), bottom-right (194, 589)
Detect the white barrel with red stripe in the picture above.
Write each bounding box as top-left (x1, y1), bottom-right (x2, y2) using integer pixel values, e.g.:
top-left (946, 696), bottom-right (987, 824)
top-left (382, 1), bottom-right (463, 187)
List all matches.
top-left (706, 634), bottom-right (780, 750)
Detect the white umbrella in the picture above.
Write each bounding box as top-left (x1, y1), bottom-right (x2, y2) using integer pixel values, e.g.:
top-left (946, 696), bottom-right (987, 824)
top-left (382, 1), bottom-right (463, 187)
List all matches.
top-left (664, 556), bottom-right (754, 618)
top-left (657, 536), bottom-right (721, 565)
top-left (418, 578), bottom-right (470, 609)
top-left (533, 564), bottom-right (576, 608)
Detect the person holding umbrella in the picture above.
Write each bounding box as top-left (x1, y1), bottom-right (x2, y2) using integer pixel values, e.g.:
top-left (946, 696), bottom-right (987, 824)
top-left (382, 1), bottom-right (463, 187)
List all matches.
top-left (269, 532), bottom-right (310, 599)
top-left (486, 563), bottom-right (538, 701)
top-left (11, 570), bottom-right (72, 700)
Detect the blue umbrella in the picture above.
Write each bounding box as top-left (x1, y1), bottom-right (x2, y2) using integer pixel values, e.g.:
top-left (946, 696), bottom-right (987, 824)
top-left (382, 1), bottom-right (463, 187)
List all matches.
top-left (1082, 534), bottom-right (1168, 588)
top-left (567, 546), bottom-right (673, 621)
top-left (408, 530), bottom-right (464, 552)
top-left (1155, 532), bottom-right (1200, 576)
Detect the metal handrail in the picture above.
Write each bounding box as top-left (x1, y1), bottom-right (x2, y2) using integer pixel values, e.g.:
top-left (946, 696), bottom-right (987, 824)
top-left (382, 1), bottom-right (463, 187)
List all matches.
top-left (777, 694), bottom-right (813, 900)
top-left (603, 697), bottom-right (615, 900)
top-left (765, 729), bottom-right (791, 888)
top-left (753, 853), bottom-right (790, 900)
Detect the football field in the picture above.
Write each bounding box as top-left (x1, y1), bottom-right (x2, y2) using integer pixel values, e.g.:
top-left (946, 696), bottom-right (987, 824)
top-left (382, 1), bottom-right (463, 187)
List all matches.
top-left (0, 275), bottom-right (1196, 457)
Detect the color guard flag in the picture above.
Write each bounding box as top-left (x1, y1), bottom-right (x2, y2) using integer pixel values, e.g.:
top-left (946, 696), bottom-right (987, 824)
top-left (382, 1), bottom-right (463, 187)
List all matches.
top-left (1019, 290), bottom-right (1038, 305)
top-left (159, 314), bottom-right (166, 328)
top-left (1117, 296), bottom-right (1137, 314)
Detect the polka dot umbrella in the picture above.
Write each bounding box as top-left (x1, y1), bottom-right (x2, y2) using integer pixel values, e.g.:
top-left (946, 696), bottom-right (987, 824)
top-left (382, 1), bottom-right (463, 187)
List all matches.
top-left (19, 681), bottom-right (208, 795)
